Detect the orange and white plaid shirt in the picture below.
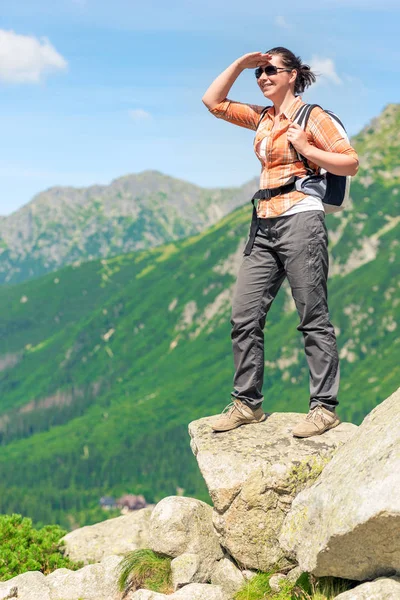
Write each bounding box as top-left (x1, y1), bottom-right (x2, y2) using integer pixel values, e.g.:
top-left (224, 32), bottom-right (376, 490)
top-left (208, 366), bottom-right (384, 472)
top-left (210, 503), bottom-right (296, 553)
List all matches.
top-left (209, 95), bottom-right (358, 218)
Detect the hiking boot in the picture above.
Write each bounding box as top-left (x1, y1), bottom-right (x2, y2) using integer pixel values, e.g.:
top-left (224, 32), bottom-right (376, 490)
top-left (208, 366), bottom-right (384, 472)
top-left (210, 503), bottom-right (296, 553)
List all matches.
top-left (292, 405), bottom-right (341, 438)
top-left (211, 399), bottom-right (267, 432)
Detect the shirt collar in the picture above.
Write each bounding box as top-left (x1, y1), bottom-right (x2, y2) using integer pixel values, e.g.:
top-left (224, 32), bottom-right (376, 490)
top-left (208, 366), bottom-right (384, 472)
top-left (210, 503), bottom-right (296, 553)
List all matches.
top-left (266, 96), bottom-right (303, 120)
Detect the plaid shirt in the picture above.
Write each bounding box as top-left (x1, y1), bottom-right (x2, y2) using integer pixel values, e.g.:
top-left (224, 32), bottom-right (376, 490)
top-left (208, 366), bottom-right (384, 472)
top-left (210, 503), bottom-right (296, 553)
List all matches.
top-left (209, 96), bottom-right (358, 218)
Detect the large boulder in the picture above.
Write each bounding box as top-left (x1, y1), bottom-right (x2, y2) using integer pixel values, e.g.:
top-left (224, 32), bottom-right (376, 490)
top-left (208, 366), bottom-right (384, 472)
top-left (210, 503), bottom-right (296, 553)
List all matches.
top-left (280, 387), bottom-right (400, 581)
top-left (334, 576), bottom-right (400, 599)
top-left (148, 496), bottom-right (223, 581)
top-left (45, 554), bottom-right (121, 600)
top-left (0, 572), bottom-right (50, 600)
top-left (61, 507), bottom-right (153, 563)
top-left (189, 412), bottom-right (356, 572)
top-left (0, 555), bottom-right (121, 600)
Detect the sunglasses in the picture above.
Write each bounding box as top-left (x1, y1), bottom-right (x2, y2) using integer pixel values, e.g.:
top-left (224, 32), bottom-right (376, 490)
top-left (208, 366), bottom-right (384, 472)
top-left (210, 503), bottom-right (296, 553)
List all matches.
top-left (255, 65), bottom-right (292, 79)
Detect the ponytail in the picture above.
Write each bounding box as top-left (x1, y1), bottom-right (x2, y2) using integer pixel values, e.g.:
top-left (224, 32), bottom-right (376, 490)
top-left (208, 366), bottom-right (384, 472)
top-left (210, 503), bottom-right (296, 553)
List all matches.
top-left (266, 47), bottom-right (317, 94)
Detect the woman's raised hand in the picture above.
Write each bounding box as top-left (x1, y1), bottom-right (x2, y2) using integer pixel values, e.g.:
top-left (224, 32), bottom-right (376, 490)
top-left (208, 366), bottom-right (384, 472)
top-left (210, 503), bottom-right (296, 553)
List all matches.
top-left (236, 52), bottom-right (273, 70)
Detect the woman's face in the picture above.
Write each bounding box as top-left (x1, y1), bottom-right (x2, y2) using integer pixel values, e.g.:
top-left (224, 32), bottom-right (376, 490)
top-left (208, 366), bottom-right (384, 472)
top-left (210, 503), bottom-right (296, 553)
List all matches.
top-left (256, 54), bottom-right (296, 101)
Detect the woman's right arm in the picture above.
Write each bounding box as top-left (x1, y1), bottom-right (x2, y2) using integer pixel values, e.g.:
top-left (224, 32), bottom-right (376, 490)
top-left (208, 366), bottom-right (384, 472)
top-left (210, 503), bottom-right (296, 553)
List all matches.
top-left (202, 52), bottom-right (271, 110)
top-left (202, 52), bottom-right (272, 131)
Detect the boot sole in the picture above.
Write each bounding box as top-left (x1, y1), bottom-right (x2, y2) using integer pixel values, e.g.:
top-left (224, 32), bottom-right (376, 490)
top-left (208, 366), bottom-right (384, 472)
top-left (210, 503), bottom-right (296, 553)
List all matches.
top-left (212, 412), bottom-right (268, 433)
top-left (292, 418), bottom-right (341, 438)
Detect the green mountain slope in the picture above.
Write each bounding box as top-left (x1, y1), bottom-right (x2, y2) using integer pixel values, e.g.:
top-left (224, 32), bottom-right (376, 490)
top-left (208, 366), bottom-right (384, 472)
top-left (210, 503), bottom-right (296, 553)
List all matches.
top-left (0, 105), bottom-right (399, 530)
top-left (0, 171), bottom-right (257, 285)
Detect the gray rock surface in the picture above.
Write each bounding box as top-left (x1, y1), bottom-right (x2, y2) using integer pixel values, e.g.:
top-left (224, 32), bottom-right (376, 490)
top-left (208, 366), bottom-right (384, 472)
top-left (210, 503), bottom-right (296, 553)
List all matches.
top-left (171, 553), bottom-right (200, 590)
top-left (0, 555), bottom-right (121, 600)
top-left (269, 573), bottom-right (287, 592)
top-left (128, 583), bottom-right (228, 599)
top-left (280, 386), bottom-right (400, 580)
top-left (189, 412), bottom-right (356, 571)
top-left (46, 554), bottom-right (121, 600)
top-left (286, 566), bottom-right (303, 584)
top-left (148, 496), bottom-right (223, 580)
top-left (333, 576), bottom-right (400, 599)
top-left (61, 507), bottom-right (153, 563)
top-left (0, 572), bottom-right (50, 600)
top-left (210, 556), bottom-right (246, 596)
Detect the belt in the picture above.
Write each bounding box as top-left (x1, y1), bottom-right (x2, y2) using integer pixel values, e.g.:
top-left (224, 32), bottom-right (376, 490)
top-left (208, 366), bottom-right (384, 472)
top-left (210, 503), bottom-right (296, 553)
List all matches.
top-left (243, 180), bottom-right (297, 256)
top-left (252, 181), bottom-right (297, 201)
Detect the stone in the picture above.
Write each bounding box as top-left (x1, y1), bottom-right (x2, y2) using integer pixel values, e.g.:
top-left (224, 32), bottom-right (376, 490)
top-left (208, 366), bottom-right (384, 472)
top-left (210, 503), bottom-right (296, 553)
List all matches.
top-left (148, 496), bottom-right (223, 580)
top-left (269, 573), bottom-right (287, 592)
top-left (333, 576), bottom-right (400, 599)
top-left (286, 566), bottom-right (303, 584)
top-left (172, 584), bottom-right (228, 599)
top-left (189, 412), bottom-right (356, 571)
top-left (210, 556), bottom-right (246, 595)
top-left (0, 572), bottom-right (50, 600)
top-left (280, 386), bottom-right (400, 580)
top-left (128, 583), bottom-right (228, 599)
top-left (45, 554), bottom-right (121, 600)
top-left (127, 591), bottom-right (165, 600)
top-left (61, 507), bottom-right (153, 563)
top-left (171, 553), bottom-right (200, 590)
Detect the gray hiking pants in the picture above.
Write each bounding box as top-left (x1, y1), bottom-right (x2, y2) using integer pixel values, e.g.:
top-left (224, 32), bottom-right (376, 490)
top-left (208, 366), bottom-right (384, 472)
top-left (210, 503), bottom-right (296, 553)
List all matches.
top-left (231, 210), bottom-right (339, 412)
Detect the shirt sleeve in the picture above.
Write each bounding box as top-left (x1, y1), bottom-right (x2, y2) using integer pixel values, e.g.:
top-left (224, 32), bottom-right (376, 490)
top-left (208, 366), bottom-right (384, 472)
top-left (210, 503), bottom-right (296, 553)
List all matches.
top-left (208, 98), bottom-right (266, 131)
top-left (308, 107), bottom-right (359, 160)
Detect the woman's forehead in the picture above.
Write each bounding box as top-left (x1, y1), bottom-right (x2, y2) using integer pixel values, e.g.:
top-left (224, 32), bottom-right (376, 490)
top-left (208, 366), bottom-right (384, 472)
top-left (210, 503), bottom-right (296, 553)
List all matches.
top-left (268, 54), bottom-right (285, 67)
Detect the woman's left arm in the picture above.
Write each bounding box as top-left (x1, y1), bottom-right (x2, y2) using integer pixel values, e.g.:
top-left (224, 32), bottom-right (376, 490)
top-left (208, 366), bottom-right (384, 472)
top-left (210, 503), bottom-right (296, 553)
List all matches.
top-left (287, 108), bottom-right (359, 176)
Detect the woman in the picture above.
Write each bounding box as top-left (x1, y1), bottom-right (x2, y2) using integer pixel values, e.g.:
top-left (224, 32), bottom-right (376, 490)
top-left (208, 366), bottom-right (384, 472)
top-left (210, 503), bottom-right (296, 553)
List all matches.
top-left (202, 47), bottom-right (359, 438)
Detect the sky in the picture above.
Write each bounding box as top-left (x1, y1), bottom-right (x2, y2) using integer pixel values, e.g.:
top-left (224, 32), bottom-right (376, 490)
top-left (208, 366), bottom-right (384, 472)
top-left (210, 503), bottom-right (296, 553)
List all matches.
top-left (0, 0), bottom-right (399, 215)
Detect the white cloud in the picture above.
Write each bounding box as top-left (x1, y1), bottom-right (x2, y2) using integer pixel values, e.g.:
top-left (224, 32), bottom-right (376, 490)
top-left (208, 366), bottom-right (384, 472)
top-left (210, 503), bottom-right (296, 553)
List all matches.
top-left (128, 109), bottom-right (152, 121)
top-left (309, 56), bottom-right (342, 85)
top-left (0, 29), bottom-right (67, 84)
top-left (275, 15), bottom-right (291, 28)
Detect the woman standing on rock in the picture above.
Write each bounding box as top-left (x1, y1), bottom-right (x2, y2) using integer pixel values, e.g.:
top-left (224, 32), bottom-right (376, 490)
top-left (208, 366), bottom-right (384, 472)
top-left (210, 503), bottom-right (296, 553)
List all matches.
top-left (202, 47), bottom-right (359, 438)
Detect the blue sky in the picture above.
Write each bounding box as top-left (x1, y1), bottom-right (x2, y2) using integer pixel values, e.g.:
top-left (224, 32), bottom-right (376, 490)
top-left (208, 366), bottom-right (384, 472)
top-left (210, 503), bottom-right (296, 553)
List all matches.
top-left (0, 0), bottom-right (399, 215)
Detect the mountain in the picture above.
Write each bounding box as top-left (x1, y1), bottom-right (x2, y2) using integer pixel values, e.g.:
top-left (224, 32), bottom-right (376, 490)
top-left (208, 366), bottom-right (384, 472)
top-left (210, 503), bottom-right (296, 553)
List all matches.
top-left (0, 104), bottom-right (398, 530)
top-left (0, 171), bottom-right (257, 284)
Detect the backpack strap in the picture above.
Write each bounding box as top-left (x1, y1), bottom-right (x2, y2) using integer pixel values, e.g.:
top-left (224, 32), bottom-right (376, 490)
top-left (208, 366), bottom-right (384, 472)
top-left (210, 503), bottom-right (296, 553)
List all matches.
top-left (256, 106), bottom-right (272, 129)
top-left (292, 103), bottom-right (322, 174)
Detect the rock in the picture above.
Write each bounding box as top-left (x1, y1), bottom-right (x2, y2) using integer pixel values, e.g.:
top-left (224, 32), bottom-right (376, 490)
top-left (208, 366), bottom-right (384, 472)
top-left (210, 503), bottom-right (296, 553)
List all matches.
top-left (210, 556), bottom-right (245, 595)
top-left (0, 572), bottom-right (50, 600)
top-left (129, 583), bottom-right (228, 599)
top-left (127, 591), bottom-right (166, 600)
top-left (172, 584), bottom-right (228, 599)
top-left (171, 553), bottom-right (200, 590)
top-left (242, 569), bottom-right (257, 581)
top-left (286, 566), bottom-right (303, 584)
top-left (189, 412), bottom-right (356, 571)
top-left (148, 496), bottom-right (223, 580)
top-left (333, 576), bottom-right (400, 599)
top-left (45, 554), bottom-right (121, 600)
top-left (61, 507), bottom-right (153, 563)
top-left (280, 386), bottom-right (400, 580)
top-left (269, 573), bottom-right (287, 592)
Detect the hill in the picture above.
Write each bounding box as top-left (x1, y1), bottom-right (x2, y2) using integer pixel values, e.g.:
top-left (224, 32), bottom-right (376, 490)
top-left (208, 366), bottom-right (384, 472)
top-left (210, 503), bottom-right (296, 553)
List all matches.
top-left (0, 171), bottom-right (257, 284)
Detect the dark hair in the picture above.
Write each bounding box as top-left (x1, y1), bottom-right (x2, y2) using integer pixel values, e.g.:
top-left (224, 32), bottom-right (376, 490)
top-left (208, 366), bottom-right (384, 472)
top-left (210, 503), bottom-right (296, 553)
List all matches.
top-left (266, 46), bottom-right (316, 95)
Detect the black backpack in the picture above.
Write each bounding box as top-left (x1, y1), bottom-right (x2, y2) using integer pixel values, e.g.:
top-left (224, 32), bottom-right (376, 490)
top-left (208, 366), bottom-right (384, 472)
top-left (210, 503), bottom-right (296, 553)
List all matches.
top-left (256, 103), bottom-right (351, 213)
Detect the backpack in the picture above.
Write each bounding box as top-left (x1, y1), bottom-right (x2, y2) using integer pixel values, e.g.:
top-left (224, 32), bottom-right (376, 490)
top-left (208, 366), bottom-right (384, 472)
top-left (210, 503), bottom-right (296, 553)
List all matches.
top-left (292, 103), bottom-right (351, 213)
top-left (256, 103), bottom-right (351, 213)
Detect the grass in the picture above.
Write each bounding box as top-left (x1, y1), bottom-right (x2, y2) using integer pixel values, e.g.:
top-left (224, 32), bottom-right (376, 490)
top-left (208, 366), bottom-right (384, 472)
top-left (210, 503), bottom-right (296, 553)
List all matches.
top-left (115, 549), bottom-right (359, 600)
top-left (234, 571), bottom-right (357, 600)
top-left (117, 549), bottom-right (173, 595)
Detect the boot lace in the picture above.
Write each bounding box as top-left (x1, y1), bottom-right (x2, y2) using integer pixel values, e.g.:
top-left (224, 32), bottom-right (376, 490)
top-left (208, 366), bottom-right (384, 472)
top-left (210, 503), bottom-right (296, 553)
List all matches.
top-left (305, 406), bottom-right (330, 425)
top-left (221, 400), bottom-right (246, 418)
